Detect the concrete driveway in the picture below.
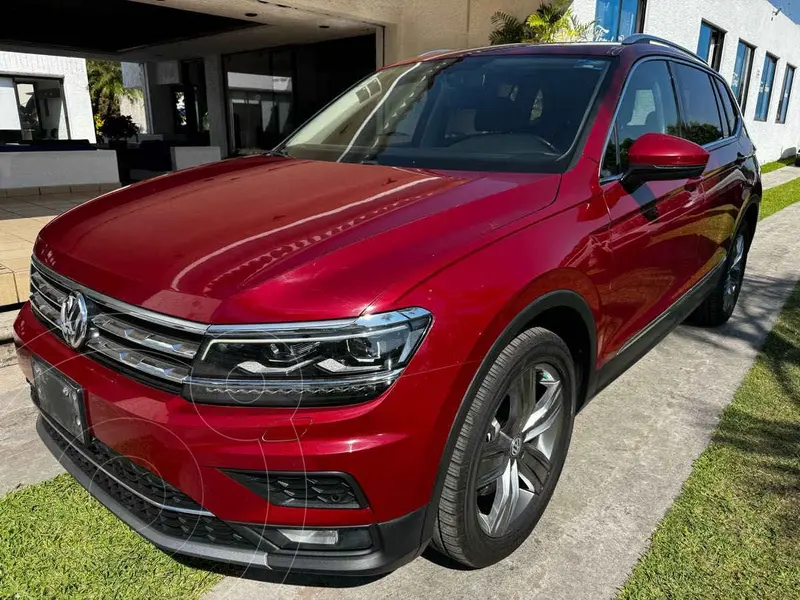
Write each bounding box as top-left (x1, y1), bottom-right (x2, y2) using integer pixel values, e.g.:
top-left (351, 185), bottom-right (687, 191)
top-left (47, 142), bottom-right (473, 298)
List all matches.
top-left (1, 188), bottom-right (799, 599)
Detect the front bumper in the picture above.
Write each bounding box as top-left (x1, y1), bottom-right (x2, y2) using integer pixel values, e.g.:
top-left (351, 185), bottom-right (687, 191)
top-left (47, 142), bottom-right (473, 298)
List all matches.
top-left (14, 303), bottom-right (469, 574)
top-left (37, 415), bottom-right (426, 574)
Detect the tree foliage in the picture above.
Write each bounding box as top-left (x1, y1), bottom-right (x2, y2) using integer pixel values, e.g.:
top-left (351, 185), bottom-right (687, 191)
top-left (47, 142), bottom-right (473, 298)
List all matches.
top-left (490, 1), bottom-right (593, 45)
top-left (87, 60), bottom-right (140, 122)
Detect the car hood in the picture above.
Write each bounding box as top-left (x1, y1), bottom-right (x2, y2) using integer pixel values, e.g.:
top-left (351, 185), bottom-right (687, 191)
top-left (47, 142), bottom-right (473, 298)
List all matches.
top-left (35, 156), bottom-right (560, 323)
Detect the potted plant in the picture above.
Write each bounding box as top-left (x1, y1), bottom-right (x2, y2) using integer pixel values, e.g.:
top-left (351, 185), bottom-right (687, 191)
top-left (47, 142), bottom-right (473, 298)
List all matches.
top-left (99, 115), bottom-right (139, 182)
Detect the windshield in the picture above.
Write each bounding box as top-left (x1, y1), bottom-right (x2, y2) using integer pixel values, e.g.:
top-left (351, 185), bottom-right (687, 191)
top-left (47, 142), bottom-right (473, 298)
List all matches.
top-left (279, 55), bottom-right (610, 173)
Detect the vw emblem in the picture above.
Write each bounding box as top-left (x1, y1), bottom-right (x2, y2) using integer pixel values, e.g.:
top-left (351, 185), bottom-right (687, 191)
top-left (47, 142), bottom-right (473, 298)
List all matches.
top-left (510, 437), bottom-right (523, 457)
top-left (60, 291), bottom-right (88, 349)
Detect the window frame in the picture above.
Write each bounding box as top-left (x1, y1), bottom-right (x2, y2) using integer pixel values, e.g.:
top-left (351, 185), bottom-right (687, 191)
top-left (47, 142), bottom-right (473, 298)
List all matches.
top-left (595, 0), bottom-right (648, 41)
top-left (697, 20), bottom-right (726, 72)
top-left (10, 76), bottom-right (71, 141)
top-left (599, 56), bottom-right (742, 184)
top-left (754, 52), bottom-right (778, 122)
top-left (776, 63), bottom-right (795, 124)
top-left (731, 40), bottom-right (756, 112)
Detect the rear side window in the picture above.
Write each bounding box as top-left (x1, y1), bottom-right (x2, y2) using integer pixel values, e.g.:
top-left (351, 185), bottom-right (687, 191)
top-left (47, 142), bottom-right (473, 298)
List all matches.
top-left (671, 63), bottom-right (725, 146)
top-left (714, 77), bottom-right (739, 135)
top-left (601, 60), bottom-right (680, 177)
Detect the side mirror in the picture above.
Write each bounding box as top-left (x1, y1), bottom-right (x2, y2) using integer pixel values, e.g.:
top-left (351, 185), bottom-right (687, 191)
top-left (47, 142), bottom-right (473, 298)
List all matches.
top-left (622, 133), bottom-right (710, 191)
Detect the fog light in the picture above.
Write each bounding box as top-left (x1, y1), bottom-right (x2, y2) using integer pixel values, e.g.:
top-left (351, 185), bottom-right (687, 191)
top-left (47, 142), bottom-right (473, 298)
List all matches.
top-left (263, 526), bottom-right (372, 552)
top-left (280, 528), bottom-right (339, 546)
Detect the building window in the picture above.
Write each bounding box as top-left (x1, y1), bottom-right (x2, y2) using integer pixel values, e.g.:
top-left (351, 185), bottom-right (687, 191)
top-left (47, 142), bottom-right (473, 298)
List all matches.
top-left (776, 64), bottom-right (795, 124)
top-left (755, 53), bottom-right (778, 121)
top-left (594, 0), bottom-right (647, 41)
top-left (697, 21), bottom-right (725, 71)
top-left (731, 40), bottom-right (755, 112)
top-left (0, 76), bottom-right (70, 143)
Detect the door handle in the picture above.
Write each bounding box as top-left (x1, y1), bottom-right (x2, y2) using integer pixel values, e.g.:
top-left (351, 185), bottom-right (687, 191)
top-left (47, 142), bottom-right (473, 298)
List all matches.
top-left (735, 152), bottom-right (747, 166)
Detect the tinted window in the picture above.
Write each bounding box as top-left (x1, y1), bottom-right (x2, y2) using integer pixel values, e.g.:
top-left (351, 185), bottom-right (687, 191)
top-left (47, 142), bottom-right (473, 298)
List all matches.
top-left (602, 60), bottom-right (679, 176)
top-left (755, 54), bottom-right (778, 121)
top-left (777, 65), bottom-right (795, 124)
top-left (672, 64), bottom-right (724, 146)
top-left (282, 56), bottom-right (610, 173)
top-left (714, 78), bottom-right (738, 134)
top-left (697, 21), bottom-right (725, 71)
top-left (731, 41), bottom-right (755, 110)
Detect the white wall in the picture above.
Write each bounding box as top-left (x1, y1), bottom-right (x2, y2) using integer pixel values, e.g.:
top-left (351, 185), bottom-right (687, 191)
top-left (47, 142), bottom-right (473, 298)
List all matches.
top-left (0, 51), bottom-right (95, 143)
top-left (571, 0), bottom-right (800, 162)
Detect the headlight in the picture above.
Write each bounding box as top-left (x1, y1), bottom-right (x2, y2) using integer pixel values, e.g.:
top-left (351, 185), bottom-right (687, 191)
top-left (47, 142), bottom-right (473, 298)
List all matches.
top-left (184, 308), bottom-right (432, 406)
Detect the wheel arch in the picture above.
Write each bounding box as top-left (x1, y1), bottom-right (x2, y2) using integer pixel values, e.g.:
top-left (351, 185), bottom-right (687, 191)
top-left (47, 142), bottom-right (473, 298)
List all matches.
top-left (420, 288), bottom-right (598, 545)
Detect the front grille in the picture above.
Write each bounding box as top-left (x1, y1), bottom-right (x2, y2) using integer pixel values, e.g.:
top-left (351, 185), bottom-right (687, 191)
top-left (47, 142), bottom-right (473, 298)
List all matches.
top-left (224, 470), bottom-right (367, 509)
top-left (29, 259), bottom-right (206, 394)
top-left (42, 418), bottom-right (255, 550)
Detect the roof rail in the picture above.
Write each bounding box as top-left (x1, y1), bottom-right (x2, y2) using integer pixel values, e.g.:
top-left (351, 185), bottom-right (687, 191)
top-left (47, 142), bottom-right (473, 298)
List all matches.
top-left (622, 34), bottom-right (705, 64)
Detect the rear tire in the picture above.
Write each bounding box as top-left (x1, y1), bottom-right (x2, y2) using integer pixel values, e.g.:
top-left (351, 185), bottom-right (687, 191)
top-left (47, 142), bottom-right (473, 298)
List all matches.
top-left (689, 220), bottom-right (752, 327)
top-left (431, 327), bottom-right (576, 568)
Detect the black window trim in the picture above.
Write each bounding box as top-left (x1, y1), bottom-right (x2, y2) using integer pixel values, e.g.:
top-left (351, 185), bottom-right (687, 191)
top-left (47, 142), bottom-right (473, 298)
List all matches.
top-left (698, 19), bottom-right (726, 71)
top-left (754, 52), bottom-right (779, 122)
top-left (733, 39), bottom-right (756, 113)
top-left (776, 63), bottom-right (796, 124)
top-left (598, 55), bottom-right (740, 184)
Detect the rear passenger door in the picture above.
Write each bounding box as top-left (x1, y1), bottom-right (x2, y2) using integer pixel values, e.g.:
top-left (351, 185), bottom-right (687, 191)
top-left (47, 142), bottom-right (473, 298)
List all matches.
top-left (599, 60), bottom-right (708, 357)
top-left (669, 62), bottom-right (745, 275)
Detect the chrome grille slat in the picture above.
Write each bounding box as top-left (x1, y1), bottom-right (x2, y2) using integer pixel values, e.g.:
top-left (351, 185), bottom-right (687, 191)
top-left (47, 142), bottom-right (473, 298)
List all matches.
top-left (30, 272), bottom-right (67, 309)
top-left (29, 258), bottom-right (206, 390)
top-left (86, 337), bottom-right (191, 383)
top-left (31, 293), bottom-right (61, 330)
top-left (92, 314), bottom-right (200, 359)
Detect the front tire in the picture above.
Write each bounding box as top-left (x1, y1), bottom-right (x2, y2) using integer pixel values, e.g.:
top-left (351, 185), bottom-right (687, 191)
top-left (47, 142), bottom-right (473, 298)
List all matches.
top-left (431, 327), bottom-right (576, 568)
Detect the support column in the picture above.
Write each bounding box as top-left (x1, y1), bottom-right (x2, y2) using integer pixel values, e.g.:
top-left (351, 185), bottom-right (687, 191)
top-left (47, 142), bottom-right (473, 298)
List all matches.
top-left (203, 55), bottom-right (229, 158)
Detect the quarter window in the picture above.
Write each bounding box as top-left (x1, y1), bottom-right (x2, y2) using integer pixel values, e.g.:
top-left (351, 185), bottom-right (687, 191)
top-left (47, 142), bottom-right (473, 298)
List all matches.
top-left (672, 63), bottom-right (724, 146)
top-left (777, 65), bottom-right (795, 124)
top-left (594, 0), bottom-right (647, 41)
top-left (601, 60), bottom-right (679, 177)
top-left (731, 40), bottom-right (755, 111)
top-left (697, 21), bottom-right (725, 71)
top-left (755, 54), bottom-right (778, 121)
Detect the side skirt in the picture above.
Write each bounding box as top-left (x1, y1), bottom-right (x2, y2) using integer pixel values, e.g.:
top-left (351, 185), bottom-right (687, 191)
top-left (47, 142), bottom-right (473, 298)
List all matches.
top-left (592, 258), bottom-right (726, 396)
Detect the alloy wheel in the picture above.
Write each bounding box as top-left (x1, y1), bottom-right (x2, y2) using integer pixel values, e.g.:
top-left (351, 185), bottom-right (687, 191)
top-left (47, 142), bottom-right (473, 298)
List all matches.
top-left (475, 363), bottom-right (565, 537)
top-left (723, 232), bottom-right (745, 313)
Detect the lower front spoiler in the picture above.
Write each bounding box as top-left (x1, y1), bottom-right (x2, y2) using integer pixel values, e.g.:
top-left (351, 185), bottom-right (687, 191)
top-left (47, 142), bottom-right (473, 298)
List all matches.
top-left (36, 416), bottom-right (429, 576)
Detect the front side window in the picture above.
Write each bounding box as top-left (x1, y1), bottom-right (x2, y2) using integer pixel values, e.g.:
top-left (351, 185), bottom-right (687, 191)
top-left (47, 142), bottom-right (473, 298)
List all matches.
top-left (594, 0), bottom-right (647, 41)
top-left (731, 41), bottom-right (755, 111)
top-left (672, 63), bottom-right (724, 146)
top-left (697, 21), bottom-right (725, 71)
top-left (601, 60), bottom-right (679, 177)
top-left (777, 64), bottom-right (796, 124)
top-left (281, 56), bottom-right (610, 173)
top-left (755, 54), bottom-right (778, 121)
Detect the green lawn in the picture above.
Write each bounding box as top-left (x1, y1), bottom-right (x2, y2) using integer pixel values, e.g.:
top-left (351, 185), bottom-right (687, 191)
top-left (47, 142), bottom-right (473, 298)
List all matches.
top-left (760, 175), bottom-right (800, 221)
top-left (0, 475), bottom-right (222, 599)
top-left (761, 156), bottom-right (797, 174)
top-left (618, 282), bottom-right (800, 599)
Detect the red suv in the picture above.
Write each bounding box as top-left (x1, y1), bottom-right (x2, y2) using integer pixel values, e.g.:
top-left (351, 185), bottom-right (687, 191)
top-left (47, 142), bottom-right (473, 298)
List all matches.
top-left (15, 35), bottom-right (760, 574)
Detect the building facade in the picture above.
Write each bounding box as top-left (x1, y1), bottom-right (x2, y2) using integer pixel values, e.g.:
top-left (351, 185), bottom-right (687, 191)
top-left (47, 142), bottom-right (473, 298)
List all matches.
top-left (0, 51), bottom-right (95, 145)
top-left (572, 0), bottom-right (800, 161)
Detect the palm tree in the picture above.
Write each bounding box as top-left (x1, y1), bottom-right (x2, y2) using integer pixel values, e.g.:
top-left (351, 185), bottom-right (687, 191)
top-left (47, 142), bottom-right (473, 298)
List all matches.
top-left (87, 60), bottom-right (140, 122)
top-left (490, 1), bottom-right (593, 45)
